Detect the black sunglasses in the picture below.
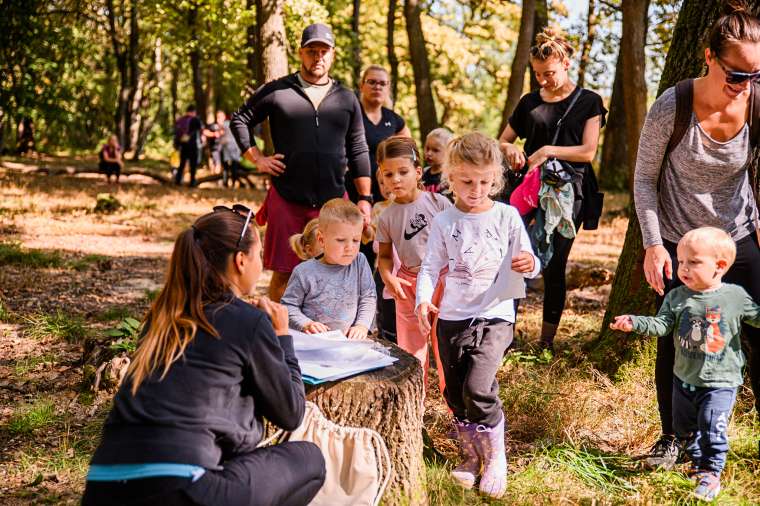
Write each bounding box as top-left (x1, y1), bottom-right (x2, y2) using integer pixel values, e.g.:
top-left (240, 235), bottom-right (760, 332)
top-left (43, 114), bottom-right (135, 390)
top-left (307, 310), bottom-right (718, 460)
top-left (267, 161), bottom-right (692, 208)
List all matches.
top-left (716, 56), bottom-right (760, 85)
top-left (213, 204), bottom-right (253, 249)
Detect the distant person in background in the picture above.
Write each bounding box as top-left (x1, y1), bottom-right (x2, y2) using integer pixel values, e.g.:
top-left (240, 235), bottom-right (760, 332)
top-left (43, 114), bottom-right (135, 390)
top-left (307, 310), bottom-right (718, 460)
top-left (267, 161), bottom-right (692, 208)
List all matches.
top-left (174, 105), bottom-right (203, 187)
top-left (422, 128), bottom-right (454, 194)
top-left (99, 135), bottom-right (123, 184)
top-left (203, 111), bottom-right (225, 175)
top-left (220, 112), bottom-right (244, 188)
top-left (16, 116), bottom-right (35, 155)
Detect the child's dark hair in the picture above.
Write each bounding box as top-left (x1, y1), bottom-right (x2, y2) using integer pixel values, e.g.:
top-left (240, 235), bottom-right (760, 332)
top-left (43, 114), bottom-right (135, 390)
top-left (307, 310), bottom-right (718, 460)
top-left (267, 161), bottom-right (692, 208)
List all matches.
top-left (708, 0), bottom-right (760, 56)
top-left (376, 136), bottom-right (423, 169)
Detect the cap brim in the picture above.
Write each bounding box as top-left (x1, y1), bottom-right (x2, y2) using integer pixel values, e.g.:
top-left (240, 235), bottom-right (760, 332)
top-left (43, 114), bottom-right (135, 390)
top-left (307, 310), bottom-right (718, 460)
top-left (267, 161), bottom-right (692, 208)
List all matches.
top-left (301, 38), bottom-right (335, 48)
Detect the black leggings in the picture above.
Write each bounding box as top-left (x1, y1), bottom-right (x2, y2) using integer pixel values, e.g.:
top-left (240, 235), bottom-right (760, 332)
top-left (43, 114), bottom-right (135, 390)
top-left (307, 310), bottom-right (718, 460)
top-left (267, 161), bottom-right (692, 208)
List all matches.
top-left (81, 441), bottom-right (325, 506)
top-left (655, 235), bottom-right (760, 434)
top-left (542, 231), bottom-right (577, 325)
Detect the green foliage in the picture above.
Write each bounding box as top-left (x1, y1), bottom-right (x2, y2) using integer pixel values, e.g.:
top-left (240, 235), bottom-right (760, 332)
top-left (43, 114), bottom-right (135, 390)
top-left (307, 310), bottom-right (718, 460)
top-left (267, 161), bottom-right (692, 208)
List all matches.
top-left (0, 299), bottom-right (11, 322)
top-left (503, 349), bottom-right (554, 366)
top-left (0, 242), bottom-right (63, 268)
top-left (94, 193), bottom-right (122, 214)
top-left (97, 305), bottom-right (134, 322)
top-left (13, 353), bottom-right (57, 377)
top-left (107, 317), bottom-right (142, 354)
top-left (69, 254), bottom-right (111, 272)
top-left (23, 310), bottom-right (89, 343)
top-left (7, 398), bottom-right (57, 435)
top-left (144, 288), bottom-right (160, 302)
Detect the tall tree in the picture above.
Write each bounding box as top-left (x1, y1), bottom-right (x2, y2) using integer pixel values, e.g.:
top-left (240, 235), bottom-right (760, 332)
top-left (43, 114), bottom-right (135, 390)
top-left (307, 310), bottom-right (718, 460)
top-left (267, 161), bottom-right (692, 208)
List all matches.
top-left (592, 0), bottom-right (760, 366)
top-left (254, 0), bottom-right (287, 154)
top-left (576, 0), bottom-right (598, 88)
top-left (387, 0), bottom-right (400, 103)
top-left (188, 3), bottom-right (206, 121)
top-left (351, 0), bottom-right (362, 87)
top-left (529, 0), bottom-right (549, 91)
top-left (598, 51), bottom-right (629, 191)
top-left (404, 0), bottom-right (438, 142)
top-left (497, 0), bottom-right (535, 136)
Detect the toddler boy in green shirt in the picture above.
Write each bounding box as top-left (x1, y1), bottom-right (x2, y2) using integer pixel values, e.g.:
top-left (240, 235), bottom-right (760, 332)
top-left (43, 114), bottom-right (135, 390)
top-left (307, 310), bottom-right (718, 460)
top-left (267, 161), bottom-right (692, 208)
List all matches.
top-left (611, 227), bottom-right (760, 502)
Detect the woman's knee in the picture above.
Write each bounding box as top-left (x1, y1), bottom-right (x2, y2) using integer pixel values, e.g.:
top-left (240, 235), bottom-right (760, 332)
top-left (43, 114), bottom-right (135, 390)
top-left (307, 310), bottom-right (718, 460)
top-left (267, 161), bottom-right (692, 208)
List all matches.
top-left (293, 441), bottom-right (326, 482)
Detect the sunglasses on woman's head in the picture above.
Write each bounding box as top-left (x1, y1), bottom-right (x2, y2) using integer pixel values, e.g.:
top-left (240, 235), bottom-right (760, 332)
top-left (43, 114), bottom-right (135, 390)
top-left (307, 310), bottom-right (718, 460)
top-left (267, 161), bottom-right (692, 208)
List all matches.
top-left (716, 56), bottom-right (760, 85)
top-left (213, 204), bottom-right (253, 249)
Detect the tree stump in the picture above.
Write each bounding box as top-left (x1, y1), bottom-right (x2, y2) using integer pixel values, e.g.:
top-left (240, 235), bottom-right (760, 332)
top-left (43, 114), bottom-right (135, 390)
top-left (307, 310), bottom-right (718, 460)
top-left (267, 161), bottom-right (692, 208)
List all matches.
top-left (306, 340), bottom-right (426, 505)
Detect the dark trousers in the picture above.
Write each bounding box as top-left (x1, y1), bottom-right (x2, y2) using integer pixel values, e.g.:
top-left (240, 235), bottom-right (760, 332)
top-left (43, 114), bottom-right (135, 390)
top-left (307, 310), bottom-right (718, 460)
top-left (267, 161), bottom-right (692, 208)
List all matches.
top-left (374, 269), bottom-right (397, 343)
top-left (99, 161), bottom-right (121, 178)
top-left (673, 378), bottom-right (737, 474)
top-left (542, 231), bottom-right (576, 325)
top-left (176, 145), bottom-right (199, 186)
top-left (81, 441), bottom-right (325, 506)
top-left (436, 318), bottom-right (513, 426)
top-left (656, 235), bottom-right (760, 434)
top-left (222, 159), bottom-right (242, 187)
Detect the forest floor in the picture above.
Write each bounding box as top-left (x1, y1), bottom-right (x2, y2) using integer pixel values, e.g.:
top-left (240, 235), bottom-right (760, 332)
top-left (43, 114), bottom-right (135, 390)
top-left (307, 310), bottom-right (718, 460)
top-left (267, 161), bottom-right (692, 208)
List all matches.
top-left (0, 154), bottom-right (758, 505)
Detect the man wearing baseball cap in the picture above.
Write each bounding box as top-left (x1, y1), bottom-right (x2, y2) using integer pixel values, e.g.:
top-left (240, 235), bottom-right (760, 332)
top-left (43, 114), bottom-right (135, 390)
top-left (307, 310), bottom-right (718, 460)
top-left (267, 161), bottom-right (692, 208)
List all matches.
top-left (231, 23), bottom-right (372, 302)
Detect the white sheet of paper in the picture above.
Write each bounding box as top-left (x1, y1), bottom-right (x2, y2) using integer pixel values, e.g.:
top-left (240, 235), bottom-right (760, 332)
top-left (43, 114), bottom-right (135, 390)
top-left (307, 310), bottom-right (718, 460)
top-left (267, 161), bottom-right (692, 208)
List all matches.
top-left (475, 227), bottom-right (526, 313)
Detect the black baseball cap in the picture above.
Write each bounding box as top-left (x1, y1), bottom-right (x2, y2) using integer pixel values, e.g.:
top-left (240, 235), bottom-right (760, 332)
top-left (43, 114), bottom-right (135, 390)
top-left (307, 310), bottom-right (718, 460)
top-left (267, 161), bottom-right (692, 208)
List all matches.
top-left (301, 23), bottom-right (335, 48)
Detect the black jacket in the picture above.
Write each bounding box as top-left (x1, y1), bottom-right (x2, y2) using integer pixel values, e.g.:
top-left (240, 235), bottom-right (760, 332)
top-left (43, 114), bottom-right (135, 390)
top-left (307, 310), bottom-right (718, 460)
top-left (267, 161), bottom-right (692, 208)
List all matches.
top-left (231, 73), bottom-right (371, 207)
top-left (90, 297), bottom-right (305, 469)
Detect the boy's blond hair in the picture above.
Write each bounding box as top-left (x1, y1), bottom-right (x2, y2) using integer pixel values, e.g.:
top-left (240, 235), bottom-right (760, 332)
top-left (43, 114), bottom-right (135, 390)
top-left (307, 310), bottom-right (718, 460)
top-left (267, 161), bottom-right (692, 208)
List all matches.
top-left (443, 132), bottom-right (505, 197)
top-left (679, 227), bottom-right (737, 267)
top-left (289, 218), bottom-right (320, 260)
top-left (319, 198), bottom-right (364, 229)
top-left (426, 127), bottom-right (453, 146)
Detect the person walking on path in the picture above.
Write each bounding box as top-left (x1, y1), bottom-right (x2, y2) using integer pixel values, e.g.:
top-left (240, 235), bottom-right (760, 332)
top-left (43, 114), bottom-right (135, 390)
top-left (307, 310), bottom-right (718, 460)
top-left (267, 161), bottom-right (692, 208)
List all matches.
top-left (498, 28), bottom-right (606, 352)
top-left (633, 3), bottom-right (760, 469)
top-left (174, 105), bottom-right (203, 187)
top-left (231, 23), bottom-right (372, 302)
top-left (82, 207), bottom-right (325, 506)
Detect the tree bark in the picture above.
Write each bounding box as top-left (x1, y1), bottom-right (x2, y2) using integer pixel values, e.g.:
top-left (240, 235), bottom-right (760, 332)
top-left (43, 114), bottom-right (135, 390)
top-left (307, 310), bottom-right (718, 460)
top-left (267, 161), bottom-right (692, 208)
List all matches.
top-left (255, 0), bottom-right (288, 155)
top-left (106, 0), bottom-right (129, 151)
top-left (497, 0), bottom-right (535, 136)
top-left (387, 0), bottom-right (400, 103)
top-left (306, 341), bottom-right (426, 505)
top-left (529, 0), bottom-right (548, 91)
top-left (188, 4), bottom-right (206, 121)
top-left (598, 52), bottom-right (628, 191)
top-left (591, 0), bottom-right (760, 367)
top-left (404, 0), bottom-right (438, 143)
top-left (351, 0), bottom-right (362, 88)
top-left (576, 0), bottom-right (598, 89)
top-left (124, 0), bottom-right (141, 154)
top-left (620, 0), bottom-right (650, 189)
top-left (246, 0), bottom-right (257, 91)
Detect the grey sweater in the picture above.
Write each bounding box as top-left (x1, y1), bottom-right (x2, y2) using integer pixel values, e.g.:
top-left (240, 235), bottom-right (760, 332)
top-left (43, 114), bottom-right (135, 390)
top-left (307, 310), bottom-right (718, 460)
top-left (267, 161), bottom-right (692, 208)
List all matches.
top-left (633, 86), bottom-right (758, 248)
top-left (281, 254), bottom-right (376, 333)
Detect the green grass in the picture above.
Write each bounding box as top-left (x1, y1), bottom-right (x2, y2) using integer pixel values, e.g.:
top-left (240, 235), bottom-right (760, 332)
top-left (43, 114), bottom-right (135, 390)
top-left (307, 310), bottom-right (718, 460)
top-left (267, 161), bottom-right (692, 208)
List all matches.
top-left (0, 299), bottom-right (11, 322)
top-left (23, 310), bottom-right (88, 342)
top-left (96, 305), bottom-right (134, 322)
top-left (7, 399), bottom-right (57, 435)
top-left (144, 288), bottom-right (160, 303)
top-left (0, 242), bottom-right (63, 268)
top-left (68, 253), bottom-right (109, 271)
top-left (13, 353), bottom-right (58, 376)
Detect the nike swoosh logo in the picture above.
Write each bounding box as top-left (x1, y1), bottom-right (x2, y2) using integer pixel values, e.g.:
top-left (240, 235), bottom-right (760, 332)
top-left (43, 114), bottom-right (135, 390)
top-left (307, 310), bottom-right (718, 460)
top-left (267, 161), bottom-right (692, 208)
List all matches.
top-left (404, 226), bottom-right (426, 241)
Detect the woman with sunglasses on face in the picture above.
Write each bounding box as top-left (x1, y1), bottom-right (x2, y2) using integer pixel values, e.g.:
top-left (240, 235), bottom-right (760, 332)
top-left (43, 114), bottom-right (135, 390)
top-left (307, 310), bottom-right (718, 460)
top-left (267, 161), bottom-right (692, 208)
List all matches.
top-left (82, 205), bottom-right (325, 506)
top-left (498, 28), bottom-right (607, 351)
top-left (634, 1), bottom-right (760, 471)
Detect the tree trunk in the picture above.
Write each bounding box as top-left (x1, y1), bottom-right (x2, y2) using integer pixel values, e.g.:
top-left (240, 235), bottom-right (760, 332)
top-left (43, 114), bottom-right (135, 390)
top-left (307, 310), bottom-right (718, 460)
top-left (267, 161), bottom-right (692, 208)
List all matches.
top-left (246, 0), bottom-right (257, 91)
top-left (404, 0), bottom-right (438, 143)
top-left (598, 53), bottom-right (628, 191)
top-left (188, 5), bottom-right (206, 121)
top-left (387, 0), bottom-right (400, 103)
top-left (620, 0), bottom-right (650, 189)
top-left (124, 0), bottom-right (140, 154)
top-left (591, 0), bottom-right (755, 368)
top-left (306, 341), bottom-right (426, 505)
top-left (529, 0), bottom-right (548, 91)
top-left (497, 0), bottom-right (535, 136)
top-left (170, 63), bottom-right (179, 126)
top-left (106, 0), bottom-right (129, 150)
top-left (255, 0), bottom-right (288, 155)
top-left (351, 0), bottom-right (362, 88)
top-left (576, 0), bottom-right (597, 89)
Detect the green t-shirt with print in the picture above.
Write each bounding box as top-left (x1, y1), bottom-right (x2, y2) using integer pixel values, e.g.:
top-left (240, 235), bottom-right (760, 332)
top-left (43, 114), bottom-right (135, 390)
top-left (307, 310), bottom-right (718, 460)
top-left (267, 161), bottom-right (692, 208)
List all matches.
top-left (630, 283), bottom-right (760, 388)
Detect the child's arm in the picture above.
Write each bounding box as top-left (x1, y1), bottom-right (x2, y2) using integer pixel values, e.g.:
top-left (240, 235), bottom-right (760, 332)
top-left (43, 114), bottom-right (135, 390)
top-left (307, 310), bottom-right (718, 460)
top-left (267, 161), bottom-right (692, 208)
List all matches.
top-left (415, 220), bottom-right (447, 333)
top-left (279, 270), bottom-right (325, 333)
top-left (510, 208), bottom-right (541, 279)
top-left (741, 291), bottom-right (760, 328)
top-left (610, 296), bottom-right (676, 336)
top-left (348, 254), bottom-right (377, 339)
top-left (378, 242), bottom-right (412, 300)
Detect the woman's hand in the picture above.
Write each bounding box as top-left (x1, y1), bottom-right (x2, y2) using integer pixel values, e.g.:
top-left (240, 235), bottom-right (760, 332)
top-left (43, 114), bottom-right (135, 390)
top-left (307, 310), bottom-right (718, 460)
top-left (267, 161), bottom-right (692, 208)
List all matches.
top-left (609, 315), bottom-right (634, 332)
top-left (385, 274), bottom-right (413, 300)
top-left (511, 251), bottom-right (535, 274)
top-left (500, 142), bottom-right (526, 170)
top-left (303, 321), bottom-right (330, 334)
top-left (416, 302), bottom-right (439, 334)
top-left (255, 296), bottom-right (289, 336)
top-left (346, 325), bottom-right (369, 340)
top-left (527, 146), bottom-right (551, 170)
top-left (246, 149), bottom-right (285, 176)
top-left (644, 245), bottom-right (672, 296)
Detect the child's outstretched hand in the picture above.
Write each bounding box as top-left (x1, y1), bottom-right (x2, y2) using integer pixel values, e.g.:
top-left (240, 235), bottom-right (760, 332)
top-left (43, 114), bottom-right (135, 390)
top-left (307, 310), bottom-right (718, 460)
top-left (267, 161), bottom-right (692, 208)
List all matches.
top-left (346, 325), bottom-right (369, 340)
top-left (416, 302), bottom-right (439, 334)
top-left (304, 321), bottom-right (330, 334)
top-left (511, 251), bottom-right (535, 274)
top-left (610, 315), bottom-right (634, 332)
top-left (386, 274), bottom-right (413, 300)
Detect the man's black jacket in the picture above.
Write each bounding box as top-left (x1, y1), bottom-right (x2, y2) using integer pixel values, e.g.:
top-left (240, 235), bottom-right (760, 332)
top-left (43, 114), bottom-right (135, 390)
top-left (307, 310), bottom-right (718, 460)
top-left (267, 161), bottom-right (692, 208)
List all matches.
top-left (231, 73), bottom-right (371, 207)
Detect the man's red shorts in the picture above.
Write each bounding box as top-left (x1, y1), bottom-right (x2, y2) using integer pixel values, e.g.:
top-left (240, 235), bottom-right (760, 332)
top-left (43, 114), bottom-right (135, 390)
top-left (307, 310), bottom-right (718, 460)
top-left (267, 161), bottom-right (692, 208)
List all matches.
top-left (257, 186), bottom-right (320, 273)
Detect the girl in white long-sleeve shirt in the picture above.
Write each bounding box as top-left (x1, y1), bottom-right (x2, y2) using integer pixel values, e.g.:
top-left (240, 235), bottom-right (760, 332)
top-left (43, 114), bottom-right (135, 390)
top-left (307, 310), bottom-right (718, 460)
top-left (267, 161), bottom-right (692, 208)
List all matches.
top-left (416, 132), bottom-right (539, 499)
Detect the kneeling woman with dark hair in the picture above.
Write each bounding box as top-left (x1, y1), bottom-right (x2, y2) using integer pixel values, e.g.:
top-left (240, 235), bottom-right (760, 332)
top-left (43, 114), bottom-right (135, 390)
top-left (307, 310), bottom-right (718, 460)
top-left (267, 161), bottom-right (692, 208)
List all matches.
top-left (82, 205), bottom-right (325, 506)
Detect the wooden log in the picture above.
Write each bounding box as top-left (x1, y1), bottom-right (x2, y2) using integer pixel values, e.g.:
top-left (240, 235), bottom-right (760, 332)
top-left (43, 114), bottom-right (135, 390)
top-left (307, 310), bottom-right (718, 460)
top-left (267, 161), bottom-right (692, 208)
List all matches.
top-left (306, 340), bottom-right (426, 505)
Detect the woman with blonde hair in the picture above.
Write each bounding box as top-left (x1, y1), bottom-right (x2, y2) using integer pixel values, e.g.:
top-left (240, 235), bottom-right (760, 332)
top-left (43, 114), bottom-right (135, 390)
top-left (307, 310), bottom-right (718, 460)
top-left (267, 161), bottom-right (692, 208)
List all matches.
top-left (82, 205), bottom-right (325, 505)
